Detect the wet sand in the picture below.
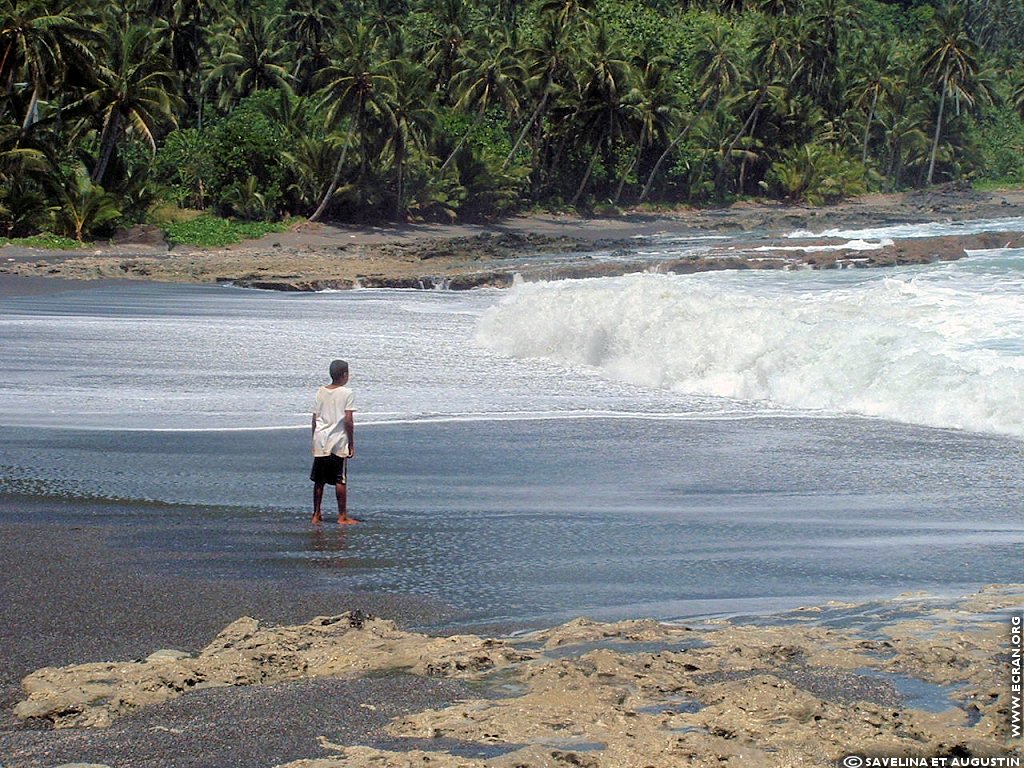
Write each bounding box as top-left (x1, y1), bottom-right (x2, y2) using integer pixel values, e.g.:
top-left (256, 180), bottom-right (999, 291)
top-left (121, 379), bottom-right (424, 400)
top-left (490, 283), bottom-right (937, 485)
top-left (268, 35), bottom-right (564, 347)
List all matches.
top-left (0, 509), bottom-right (465, 768)
top-left (4, 188), bottom-right (1024, 766)
top-left (2, 504), bottom-right (1021, 768)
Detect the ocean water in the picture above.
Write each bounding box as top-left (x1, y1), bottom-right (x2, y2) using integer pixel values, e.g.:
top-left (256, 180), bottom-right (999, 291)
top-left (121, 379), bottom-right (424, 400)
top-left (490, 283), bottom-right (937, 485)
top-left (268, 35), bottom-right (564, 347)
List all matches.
top-left (1, 225), bottom-right (1023, 626)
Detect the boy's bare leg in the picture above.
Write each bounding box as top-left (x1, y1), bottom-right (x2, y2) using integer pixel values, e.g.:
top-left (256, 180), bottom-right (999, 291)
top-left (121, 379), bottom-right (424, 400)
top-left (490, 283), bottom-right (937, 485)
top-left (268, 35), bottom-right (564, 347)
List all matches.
top-left (312, 483), bottom-right (325, 523)
top-left (336, 482), bottom-right (357, 524)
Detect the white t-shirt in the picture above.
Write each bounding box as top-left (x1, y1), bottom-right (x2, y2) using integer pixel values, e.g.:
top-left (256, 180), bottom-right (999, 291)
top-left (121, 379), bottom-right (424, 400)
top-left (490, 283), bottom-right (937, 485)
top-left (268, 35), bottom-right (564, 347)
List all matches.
top-left (312, 385), bottom-right (356, 457)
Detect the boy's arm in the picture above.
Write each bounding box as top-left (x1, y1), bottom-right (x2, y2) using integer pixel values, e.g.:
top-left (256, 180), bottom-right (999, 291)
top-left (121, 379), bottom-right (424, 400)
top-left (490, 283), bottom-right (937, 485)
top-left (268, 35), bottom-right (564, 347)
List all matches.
top-left (311, 412), bottom-right (317, 439)
top-left (344, 410), bottom-right (355, 457)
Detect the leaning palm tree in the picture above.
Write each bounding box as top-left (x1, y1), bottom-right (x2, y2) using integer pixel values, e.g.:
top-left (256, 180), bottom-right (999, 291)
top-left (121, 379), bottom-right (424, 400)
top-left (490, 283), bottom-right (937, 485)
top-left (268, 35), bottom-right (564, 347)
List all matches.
top-left (309, 23), bottom-right (393, 221)
top-left (921, 3), bottom-right (982, 185)
top-left (501, 15), bottom-right (574, 171)
top-left (437, 29), bottom-right (525, 176)
top-left (74, 22), bottom-right (182, 185)
top-left (714, 15), bottom-right (796, 197)
top-left (567, 21), bottom-right (635, 207)
top-left (613, 56), bottom-right (679, 205)
top-left (639, 21), bottom-right (741, 202)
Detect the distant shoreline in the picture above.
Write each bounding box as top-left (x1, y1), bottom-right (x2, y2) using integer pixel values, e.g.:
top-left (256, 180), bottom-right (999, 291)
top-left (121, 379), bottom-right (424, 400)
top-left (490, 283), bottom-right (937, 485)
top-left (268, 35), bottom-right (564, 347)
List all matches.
top-left (3, 186), bottom-right (1024, 293)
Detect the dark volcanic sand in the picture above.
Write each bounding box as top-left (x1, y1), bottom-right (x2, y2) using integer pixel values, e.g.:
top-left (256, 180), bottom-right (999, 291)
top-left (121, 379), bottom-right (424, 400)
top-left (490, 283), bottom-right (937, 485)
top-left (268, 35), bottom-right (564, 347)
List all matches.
top-left (0, 509), bottom-right (468, 768)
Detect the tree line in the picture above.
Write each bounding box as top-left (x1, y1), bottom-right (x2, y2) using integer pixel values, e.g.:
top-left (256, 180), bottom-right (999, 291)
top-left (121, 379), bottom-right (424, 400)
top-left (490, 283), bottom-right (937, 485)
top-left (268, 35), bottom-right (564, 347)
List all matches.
top-left (3, 0), bottom-right (1024, 240)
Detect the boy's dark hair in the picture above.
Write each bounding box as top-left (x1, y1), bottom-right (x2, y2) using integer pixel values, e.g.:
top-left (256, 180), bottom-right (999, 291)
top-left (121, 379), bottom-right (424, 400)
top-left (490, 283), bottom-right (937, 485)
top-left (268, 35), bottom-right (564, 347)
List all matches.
top-left (329, 359), bottom-right (349, 382)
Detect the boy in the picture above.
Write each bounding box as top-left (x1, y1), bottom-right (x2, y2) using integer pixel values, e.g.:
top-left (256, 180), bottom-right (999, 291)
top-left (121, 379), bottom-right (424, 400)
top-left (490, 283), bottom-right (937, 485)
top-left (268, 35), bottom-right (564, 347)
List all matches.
top-left (310, 359), bottom-right (356, 524)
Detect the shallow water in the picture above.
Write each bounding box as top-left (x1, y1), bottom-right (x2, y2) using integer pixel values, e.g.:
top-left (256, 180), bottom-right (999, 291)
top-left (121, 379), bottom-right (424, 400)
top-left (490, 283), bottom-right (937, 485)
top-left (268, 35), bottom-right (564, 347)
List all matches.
top-left (1, 239), bottom-right (1023, 626)
top-left (2, 415), bottom-right (1021, 627)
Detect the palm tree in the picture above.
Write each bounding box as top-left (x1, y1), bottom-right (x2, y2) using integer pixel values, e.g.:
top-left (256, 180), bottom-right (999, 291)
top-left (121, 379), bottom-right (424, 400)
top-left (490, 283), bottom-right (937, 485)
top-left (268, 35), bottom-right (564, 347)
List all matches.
top-left (921, 3), bottom-right (981, 185)
top-left (378, 59), bottom-right (436, 218)
top-left (714, 15), bottom-right (796, 197)
top-left (438, 29), bottom-right (525, 176)
top-left (848, 40), bottom-right (898, 166)
top-left (568, 22), bottom-right (635, 206)
top-left (501, 16), bottom-right (573, 171)
top-left (205, 11), bottom-right (291, 111)
top-left (153, 0), bottom-right (211, 121)
top-left (537, 0), bottom-right (594, 27)
top-left (75, 22), bottom-right (181, 185)
top-left (1013, 65), bottom-right (1024, 119)
top-left (47, 162), bottom-right (121, 241)
top-left (0, 121), bottom-right (48, 183)
top-left (365, 0), bottom-right (408, 41)
top-left (419, 0), bottom-right (474, 104)
top-left (0, 0), bottom-right (93, 128)
top-left (752, 0), bottom-right (798, 15)
top-left (801, 0), bottom-right (859, 112)
top-left (282, 0), bottom-right (338, 94)
top-left (309, 23), bottom-right (392, 221)
top-left (876, 73), bottom-right (929, 189)
top-left (640, 21), bottom-right (741, 202)
top-left (613, 56), bottom-right (679, 204)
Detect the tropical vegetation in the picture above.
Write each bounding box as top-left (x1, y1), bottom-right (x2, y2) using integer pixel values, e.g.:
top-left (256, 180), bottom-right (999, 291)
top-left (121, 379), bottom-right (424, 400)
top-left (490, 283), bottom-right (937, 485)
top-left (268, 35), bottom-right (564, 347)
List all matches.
top-left (3, 0), bottom-right (1024, 240)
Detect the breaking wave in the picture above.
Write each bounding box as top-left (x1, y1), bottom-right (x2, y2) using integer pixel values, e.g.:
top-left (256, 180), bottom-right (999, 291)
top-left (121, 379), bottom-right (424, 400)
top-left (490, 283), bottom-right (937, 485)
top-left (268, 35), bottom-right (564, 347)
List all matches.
top-left (476, 264), bottom-right (1024, 438)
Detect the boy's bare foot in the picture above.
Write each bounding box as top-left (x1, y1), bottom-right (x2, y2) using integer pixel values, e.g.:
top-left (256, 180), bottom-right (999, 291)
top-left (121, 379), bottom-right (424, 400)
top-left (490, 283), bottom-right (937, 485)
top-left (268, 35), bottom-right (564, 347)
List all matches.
top-left (338, 515), bottom-right (359, 525)
top-left (311, 512), bottom-right (323, 524)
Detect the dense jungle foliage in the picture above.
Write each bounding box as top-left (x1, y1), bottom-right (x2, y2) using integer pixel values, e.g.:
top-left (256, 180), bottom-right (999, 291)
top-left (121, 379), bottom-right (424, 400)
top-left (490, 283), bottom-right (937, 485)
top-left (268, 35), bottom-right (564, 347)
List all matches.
top-left (3, 0), bottom-right (1024, 239)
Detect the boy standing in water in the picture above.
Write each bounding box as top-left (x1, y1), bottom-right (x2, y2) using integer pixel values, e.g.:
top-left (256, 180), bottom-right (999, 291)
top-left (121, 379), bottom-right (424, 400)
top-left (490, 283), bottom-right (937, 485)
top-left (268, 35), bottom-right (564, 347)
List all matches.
top-left (311, 359), bottom-right (356, 524)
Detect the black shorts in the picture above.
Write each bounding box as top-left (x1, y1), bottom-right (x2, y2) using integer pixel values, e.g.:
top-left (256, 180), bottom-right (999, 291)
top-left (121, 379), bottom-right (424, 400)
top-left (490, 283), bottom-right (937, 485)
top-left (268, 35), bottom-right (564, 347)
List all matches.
top-left (310, 454), bottom-right (347, 485)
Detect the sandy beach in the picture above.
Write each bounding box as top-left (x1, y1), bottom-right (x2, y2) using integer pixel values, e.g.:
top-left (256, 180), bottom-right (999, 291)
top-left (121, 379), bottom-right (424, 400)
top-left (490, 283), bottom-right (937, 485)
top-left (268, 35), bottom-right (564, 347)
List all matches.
top-left (4, 186), bottom-right (1024, 292)
top-left (3, 190), bottom-right (1024, 768)
top-left (2, 513), bottom-right (1021, 768)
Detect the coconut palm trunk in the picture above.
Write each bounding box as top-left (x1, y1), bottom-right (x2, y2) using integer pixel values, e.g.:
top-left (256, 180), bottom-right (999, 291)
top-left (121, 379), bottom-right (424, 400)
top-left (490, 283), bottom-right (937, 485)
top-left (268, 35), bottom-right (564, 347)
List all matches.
top-left (502, 83), bottom-right (550, 171)
top-left (861, 89), bottom-right (878, 166)
top-left (639, 102), bottom-right (706, 203)
top-left (715, 85), bottom-right (768, 197)
top-left (613, 123), bottom-right (646, 205)
top-left (926, 63), bottom-right (950, 186)
top-left (91, 110), bottom-right (121, 184)
top-left (570, 150), bottom-right (600, 207)
top-left (309, 123), bottom-right (356, 222)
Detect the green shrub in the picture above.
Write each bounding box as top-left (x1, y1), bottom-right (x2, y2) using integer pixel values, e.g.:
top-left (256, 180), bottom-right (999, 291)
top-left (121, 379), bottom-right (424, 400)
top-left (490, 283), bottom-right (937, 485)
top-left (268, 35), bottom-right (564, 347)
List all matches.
top-left (0, 233), bottom-right (84, 249)
top-left (764, 143), bottom-right (869, 205)
top-left (966, 107), bottom-right (1024, 185)
top-left (207, 92), bottom-right (288, 218)
top-left (156, 128), bottom-right (216, 209)
top-left (163, 214), bottom-right (295, 247)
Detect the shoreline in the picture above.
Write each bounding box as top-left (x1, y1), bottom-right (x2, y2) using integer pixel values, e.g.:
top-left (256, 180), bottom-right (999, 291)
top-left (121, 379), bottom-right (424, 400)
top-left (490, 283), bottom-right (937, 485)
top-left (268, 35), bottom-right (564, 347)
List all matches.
top-left (3, 187), bottom-right (1024, 292)
top-left (4, 518), bottom-right (1021, 768)
top-left (2, 496), bottom-right (1022, 768)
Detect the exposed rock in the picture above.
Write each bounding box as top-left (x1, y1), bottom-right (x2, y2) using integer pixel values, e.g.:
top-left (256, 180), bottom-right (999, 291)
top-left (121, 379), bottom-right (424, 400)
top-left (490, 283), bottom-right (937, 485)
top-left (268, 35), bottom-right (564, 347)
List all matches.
top-left (109, 224), bottom-right (168, 249)
top-left (18, 589), bottom-right (1023, 768)
top-left (15, 612), bottom-right (532, 728)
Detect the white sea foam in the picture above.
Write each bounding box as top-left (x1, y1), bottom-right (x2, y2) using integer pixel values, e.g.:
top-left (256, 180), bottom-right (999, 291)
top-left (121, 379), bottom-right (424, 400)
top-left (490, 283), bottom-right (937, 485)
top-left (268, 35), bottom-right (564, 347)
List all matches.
top-left (753, 238), bottom-right (893, 253)
top-left (786, 217), bottom-right (1024, 241)
top-left (476, 261), bottom-right (1024, 438)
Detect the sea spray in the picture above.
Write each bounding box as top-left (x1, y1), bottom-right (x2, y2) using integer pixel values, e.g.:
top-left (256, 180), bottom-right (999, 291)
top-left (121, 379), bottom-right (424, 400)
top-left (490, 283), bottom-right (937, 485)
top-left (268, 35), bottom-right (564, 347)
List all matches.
top-left (475, 263), bottom-right (1024, 438)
